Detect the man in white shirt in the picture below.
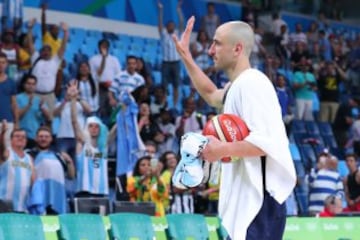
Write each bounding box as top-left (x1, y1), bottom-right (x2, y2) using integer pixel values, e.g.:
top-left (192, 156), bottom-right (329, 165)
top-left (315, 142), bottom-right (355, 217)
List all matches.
top-left (30, 22), bottom-right (69, 119)
top-left (109, 55), bottom-right (145, 106)
top-left (173, 17), bottom-right (296, 240)
top-left (89, 39), bottom-right (121, 119)
top-left (271, 12), bottom-right (287, 38)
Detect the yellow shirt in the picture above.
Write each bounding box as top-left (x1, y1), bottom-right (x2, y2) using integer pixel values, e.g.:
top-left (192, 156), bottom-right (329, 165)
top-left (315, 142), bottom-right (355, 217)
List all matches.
top-left (42, 31), bottom-right (62, 56)
top-left (127, 175), bottom-right (168, 216)
top-left (160, 170), bottom-right (172, 210)
top-left (18, 48), bottom-right (31, 71)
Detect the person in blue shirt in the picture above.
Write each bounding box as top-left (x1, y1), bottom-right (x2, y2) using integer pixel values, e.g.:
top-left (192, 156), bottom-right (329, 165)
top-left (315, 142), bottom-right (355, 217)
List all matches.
top-left (0, 52), bottom-right (18, 147)
top-left (16, 75), bottom-right (51, 148)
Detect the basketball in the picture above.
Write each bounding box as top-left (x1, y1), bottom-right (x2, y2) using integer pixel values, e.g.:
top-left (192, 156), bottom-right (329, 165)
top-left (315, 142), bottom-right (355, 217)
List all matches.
top-left (202, 113), bottom-right (249, 162)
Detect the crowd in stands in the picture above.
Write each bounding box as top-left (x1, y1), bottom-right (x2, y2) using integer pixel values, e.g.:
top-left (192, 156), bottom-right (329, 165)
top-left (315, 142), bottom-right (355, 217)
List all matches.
top-left (0, 0), bottom-right (359, 219)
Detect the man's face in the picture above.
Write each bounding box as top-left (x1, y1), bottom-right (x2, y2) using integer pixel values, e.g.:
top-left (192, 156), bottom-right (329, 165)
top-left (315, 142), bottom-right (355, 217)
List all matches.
top-left (40, 46), bottom-right (52, 60)
top-left (127, 58), bottom-right (137, 74)
top-left (166, 22), bottom-right (175, 33)
top-left (24, 78), bottom-right (37, 93)
top-left (11, 131), bottom-right (27, 149)
top-left (0, 57), bottom-right (8, 73)
top-left (208, 26), bottom-right (234, 70)
top-left (346, 156), bottom-right (357, 170)
top-left (88, 123), bottom-right (100, 138)
top-left (36, 130), bottom-right (52, 149)
top-left (49, 25), bottom-right (59, 38)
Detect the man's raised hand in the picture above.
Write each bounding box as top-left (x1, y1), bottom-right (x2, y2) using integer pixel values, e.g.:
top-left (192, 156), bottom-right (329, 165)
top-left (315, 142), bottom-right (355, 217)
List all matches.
top-left (172, 16), bottom-right (195, 60)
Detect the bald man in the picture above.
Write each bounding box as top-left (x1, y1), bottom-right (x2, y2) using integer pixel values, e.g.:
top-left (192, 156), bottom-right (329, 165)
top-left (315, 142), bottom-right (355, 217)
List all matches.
top-left (173, 17), bottom-right (296, 240)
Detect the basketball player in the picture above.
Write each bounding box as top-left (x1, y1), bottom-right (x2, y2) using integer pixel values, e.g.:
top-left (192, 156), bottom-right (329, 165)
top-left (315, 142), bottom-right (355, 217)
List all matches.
top-left (0, 120), bottom-right (35, 212)
top-left (173, 17), bottom-right (296, 240)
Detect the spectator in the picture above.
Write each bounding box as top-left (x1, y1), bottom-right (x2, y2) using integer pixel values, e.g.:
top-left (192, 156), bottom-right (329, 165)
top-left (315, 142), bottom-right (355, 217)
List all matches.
top-left (333, 96), bottom-right (360, 149)
top-left (0, 121), bottom-right (34, 212)
top-left (291, 42), bottom-right (310, 71)
top-left (343, 153), bottom-right (360, 212)
top-left (308, 155), bottom-right (344, 215)
top-left (30, 22), bottom-right (69, 119)
top-left (250, 24), bottom-right (267, 71)
top-left (346, 37), bottom-right (360, 95)
top-left (136, 57), bottom-right (153, 88)
top-left (150, 85), bottom-right (168, 117)
top-left (109, 55), bottom-right (145, 107)
top-left (29, 126), bottom-right (75, 214)
top-left (75, 62), bottom-right (99, 115)
top-left (18, 18), bottom-right (36, 77)
top-left (292, 60), bottom-right (317, 120)
top-left (89, 39), bottom-right (121, 121)
top-left (132, 85), bottom-right (151, 105)
top-left (190, 30), bottom-right (215, 77)
top-left (16, 74), bottom-right (50, 149)
top-left (54, 82), bottom-right (91, 163)
top-left (157, 0), bottom-right (184, 107)
top-left (0, 29), bottom-right (20, 82)
top-left (275, 74), bottom-right (294, 134)
top-left (318, 61), bottom-right (346, 123)
top-left (274, 24), bottom-right (291, 69)
top-left (318, 194), bottom-right (343, 217)
top-left (137, 102), bottom-right (165, 146)
top-left (161, 151), bottom-right (195, 214)
top-left (157, 108), bottom-right (176, 154)
top-left (271, 12), bottom-right (287, 38)
top-left (127, 155), bottom-right (168, 216)
top-left (290, 23), bottom-right (308, 49)
top-left (318, 30), bottom-right (332, 62)
top-left (70, 81), bottom-right (116, 197)
top-left (0, 53), bottom-right (18, 146)
top-left (1, 0), bottom-right (23, 37)
top-left (200, 2), bottom-right (220, 39)
top-left (306, 22), bottom-right (319, 53)
top-left (41, 4), bottom-right (62, 56)
top-left (175, 97), bottom-right (206, 139)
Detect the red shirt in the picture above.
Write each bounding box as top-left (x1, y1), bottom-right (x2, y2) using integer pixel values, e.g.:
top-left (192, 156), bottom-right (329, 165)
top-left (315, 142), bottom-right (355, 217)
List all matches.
top-left (319, 208), bottom-right (335, 217)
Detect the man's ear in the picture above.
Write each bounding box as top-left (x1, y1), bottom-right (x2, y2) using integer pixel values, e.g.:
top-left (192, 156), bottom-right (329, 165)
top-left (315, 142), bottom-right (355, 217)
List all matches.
top-left (234, 42), bottom-right (243, 56)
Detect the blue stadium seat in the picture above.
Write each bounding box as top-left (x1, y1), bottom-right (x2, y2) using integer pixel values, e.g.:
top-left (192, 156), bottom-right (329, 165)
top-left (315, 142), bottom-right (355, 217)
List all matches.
top-left (323, 135), bottom-right (338, 149)
top-left (298, 144), bottom-right (317, 171)
top-left (291, 120), bottom-right (307, 134)
top-left (294, 161), bottom-right (306, 178)
top-left (152, 71), bottom-right (162, 85)
top-left (305, 121), bottom-right (320, 134)
top-left (318, 121), bottom-right (334, 136)
top-left (289, 143), bottom-right (301, 162)
top-left (294, 185), bottom-right (309, 216)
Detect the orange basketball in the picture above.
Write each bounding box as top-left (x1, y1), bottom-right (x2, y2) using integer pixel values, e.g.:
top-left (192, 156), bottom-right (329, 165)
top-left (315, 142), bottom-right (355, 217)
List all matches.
top-left (202, 113), bottom-right (249, 162)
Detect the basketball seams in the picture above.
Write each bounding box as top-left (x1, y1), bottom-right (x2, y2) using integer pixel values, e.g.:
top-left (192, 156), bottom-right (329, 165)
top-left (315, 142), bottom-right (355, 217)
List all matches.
top-left (212, 116), bottom-right (227, 142)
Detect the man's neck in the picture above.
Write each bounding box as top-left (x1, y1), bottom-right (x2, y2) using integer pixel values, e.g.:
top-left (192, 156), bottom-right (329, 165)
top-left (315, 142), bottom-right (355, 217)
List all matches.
top-left (12, 147), bottom-right (25, 158)
top-left (227, 58), bottom-right (251, 82)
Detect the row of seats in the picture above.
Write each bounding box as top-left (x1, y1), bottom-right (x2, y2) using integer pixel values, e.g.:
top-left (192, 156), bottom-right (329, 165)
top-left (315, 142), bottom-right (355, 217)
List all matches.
top-left (0, 213), bottom-right (227, 240)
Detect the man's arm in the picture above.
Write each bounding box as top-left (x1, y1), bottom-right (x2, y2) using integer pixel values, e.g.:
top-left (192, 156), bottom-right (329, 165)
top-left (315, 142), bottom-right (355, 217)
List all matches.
top-left (57, 22), bottom-right (69, 59)
top-left (70, 86), bottom-right (85, 151)
top-left (177, 0), bottom-right (184, 32)
top-left (41, 4), bottom-right (47, 37)
top-left (157, 1), bottom-right (163, 34)
top-left (0, 120), bottom-right (9, 164)
top-left (11, 95), bottom-right (19, 128)
top-left (201, 135), bottom-right (265, 162)
top-left (172, 17), bottom-right (224, 108)
top-left (27, 18), bottom-right (36, 56)
top-left (60, 152), bottom-right (76, 179)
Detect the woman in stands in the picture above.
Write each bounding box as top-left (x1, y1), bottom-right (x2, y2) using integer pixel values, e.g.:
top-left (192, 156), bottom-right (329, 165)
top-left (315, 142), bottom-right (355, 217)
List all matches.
top-left (127, 155), bottom-right (168, 216)
top-left (75, 61), bottom-right (99, 116)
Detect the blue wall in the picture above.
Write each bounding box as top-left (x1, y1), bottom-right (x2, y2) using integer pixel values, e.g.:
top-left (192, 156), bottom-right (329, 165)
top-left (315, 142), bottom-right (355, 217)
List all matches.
top-left (21, 0), bottom-right (241, 29)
